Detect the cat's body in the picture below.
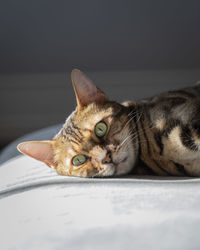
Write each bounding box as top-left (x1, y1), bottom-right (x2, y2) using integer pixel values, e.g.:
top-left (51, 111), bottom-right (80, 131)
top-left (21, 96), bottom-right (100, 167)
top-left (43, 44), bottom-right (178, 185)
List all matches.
top-left (18, 70), bottom-right (200, 177)
top-left (127, 84), bottom-right (200, 177)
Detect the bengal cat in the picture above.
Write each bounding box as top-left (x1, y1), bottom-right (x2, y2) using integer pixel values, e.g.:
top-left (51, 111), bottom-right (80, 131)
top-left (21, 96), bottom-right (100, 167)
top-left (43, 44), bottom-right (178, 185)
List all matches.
top-left (17, 69), bottom-right (200, 177)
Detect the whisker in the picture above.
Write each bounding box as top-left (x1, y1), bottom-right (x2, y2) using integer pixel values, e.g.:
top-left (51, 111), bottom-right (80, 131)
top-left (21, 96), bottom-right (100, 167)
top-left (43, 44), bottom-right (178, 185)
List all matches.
top-left (118, 122), bottom-right (158, 152)
top-left (118, 133), bottom-right (136, 149)
top-left (122, 111), bottom-right (138, 130)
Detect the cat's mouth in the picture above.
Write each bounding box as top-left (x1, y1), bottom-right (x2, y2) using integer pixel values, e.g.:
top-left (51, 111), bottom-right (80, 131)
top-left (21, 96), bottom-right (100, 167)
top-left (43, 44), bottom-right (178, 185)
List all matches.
top-left (93, 156), bottom-right (128, 177)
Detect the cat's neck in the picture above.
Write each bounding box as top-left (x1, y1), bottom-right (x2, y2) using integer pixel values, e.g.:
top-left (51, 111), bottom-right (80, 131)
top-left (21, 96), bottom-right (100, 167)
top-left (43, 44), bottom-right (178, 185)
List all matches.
top-left (128, 102), bottom-right (161, 175)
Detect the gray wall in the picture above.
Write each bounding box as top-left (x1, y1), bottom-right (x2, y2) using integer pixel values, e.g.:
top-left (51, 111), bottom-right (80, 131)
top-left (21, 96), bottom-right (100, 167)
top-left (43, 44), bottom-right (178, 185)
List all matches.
top-left (1, 0), bottom-right (200, 149)
top-left (0, 0), bottom-right (200, 73)
top-left (1, 69), bottom-right (200, 148)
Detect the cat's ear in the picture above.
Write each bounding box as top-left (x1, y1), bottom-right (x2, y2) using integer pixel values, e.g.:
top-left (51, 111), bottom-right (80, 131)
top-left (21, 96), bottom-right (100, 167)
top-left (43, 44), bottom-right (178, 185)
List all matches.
top-left (17, 140), bottom-right (57, 167)
top-left (71, 69), bottom-right (108, 110)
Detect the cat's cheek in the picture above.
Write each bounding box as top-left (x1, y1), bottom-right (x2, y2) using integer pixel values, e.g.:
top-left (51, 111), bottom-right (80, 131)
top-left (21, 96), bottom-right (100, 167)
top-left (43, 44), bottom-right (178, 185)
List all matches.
top-left (115, 162), bottom-right (129, 175)
top-left (70, 164), bottom-right (99, 178)
top-left (55, 166), bottom-right (70, 176)
top-left (115, 158), bottom-right (135, 176)
top-left (101, 165), bottom-right (116, 177)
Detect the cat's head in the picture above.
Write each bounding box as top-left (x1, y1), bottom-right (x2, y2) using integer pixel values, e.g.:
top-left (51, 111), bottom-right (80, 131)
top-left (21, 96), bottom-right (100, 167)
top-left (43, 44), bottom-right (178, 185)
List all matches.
top-left (17, 69), bottom-right (138, 177)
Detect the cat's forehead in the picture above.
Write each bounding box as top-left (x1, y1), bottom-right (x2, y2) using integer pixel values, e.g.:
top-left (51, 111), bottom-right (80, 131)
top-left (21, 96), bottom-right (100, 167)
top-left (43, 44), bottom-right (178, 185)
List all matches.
top-left (69, 103), bottom-right (115, 127)
top-left (55, 103), bottom-right (120, 152)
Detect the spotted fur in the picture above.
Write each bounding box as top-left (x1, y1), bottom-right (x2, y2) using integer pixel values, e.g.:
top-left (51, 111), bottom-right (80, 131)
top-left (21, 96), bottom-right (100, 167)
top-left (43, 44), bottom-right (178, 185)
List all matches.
top-left (131, 84), bottom-right (200, 177)
top-left (17, 70), bottom-right (200, 177)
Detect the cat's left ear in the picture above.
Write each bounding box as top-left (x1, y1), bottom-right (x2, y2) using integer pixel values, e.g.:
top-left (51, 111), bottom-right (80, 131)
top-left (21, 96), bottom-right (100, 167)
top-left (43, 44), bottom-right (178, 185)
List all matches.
top-left (17, 140), bottom-right (57, 167)
top-left (71, 69), bottom-right (108, 110)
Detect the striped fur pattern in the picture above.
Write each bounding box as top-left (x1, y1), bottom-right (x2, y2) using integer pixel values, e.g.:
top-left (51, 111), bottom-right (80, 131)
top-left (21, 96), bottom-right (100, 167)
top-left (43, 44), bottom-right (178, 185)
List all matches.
top-left (17, 70), bottom-right (200, 177)
top-left (130, 83), bottom-right (200, 177)
top-left (53, 102), bottom-right (137, 177)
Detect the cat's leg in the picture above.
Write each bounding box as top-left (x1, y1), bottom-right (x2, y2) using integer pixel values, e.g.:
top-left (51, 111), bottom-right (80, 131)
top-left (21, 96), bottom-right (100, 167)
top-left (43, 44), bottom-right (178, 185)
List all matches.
top-left (146, 84), bottom-right (200, 176)
top-left (162, 116), bottom-right (200, 176)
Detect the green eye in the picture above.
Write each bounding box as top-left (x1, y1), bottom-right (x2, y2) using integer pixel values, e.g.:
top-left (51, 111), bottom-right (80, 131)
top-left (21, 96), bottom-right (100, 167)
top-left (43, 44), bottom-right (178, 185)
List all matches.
top-left (95, 121), bottom-right (107, 137)
top-left (72, 154), bottom-right (87, 166)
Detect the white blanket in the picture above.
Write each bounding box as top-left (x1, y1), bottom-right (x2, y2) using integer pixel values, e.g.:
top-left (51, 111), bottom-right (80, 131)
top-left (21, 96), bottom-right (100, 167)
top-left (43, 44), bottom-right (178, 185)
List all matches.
top-left (1, 156), bottom-right (200, 250)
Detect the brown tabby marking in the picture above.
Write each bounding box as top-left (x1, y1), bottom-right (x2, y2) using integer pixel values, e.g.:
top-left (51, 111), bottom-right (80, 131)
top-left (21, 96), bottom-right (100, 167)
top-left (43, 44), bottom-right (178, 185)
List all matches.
top-left (17, 69), bottom-right (200, 178)
top-left (52, 101), bottom-right (136, 177)
top-left (155, 119), bottom-right (166, 131)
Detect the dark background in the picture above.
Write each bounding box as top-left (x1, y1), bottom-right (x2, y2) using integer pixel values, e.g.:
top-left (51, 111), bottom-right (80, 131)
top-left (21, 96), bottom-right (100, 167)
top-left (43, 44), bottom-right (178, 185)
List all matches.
top-left (1, 0), bottom-right (200, 72)
top-left (1, 0), bottom-right (200, 149)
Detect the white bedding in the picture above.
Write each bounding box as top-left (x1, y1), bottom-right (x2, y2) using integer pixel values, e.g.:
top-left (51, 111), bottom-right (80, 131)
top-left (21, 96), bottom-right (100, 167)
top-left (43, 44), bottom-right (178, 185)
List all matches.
top-left (1, 156), bottom-right (200, 250)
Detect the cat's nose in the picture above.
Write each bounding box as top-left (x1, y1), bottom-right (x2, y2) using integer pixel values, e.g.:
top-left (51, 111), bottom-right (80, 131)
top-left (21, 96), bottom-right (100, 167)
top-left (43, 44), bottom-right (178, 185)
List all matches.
top-left (102, 151), bottom-right (112, 164)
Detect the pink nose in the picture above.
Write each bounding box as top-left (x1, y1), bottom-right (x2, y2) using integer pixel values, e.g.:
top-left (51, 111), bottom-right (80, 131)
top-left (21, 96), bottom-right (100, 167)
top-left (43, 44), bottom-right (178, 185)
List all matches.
top-left (102, 151), bottom-right (112, 164)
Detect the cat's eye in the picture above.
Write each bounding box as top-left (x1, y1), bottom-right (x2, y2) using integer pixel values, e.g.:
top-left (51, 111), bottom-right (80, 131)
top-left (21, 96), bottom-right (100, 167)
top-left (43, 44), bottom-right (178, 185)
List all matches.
top-left (95, 121), bottom-right (107, 138)
top-left (72, 154), bottom-right (87, 166)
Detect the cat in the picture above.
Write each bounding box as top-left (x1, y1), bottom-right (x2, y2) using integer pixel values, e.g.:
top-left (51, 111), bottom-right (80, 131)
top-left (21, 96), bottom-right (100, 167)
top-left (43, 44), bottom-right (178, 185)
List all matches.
top-left (17, 69), bottom-right (200, 177)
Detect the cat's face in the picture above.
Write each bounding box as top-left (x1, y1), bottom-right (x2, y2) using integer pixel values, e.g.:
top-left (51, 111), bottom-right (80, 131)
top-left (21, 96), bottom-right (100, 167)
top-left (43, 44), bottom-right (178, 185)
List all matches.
top-left (17, 69), bottom-right (138, 177)
top-left (53, 102), bottom-right (137, 177)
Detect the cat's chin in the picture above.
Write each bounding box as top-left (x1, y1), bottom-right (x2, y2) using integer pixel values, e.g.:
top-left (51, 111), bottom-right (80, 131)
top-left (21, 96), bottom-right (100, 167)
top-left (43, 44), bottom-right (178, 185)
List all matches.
top-left (95, 157), bottom-right (132, 177)
top-left (95, 164), bottom-right (116, 177)
top-left (115, 159), bottom-right (132, 176)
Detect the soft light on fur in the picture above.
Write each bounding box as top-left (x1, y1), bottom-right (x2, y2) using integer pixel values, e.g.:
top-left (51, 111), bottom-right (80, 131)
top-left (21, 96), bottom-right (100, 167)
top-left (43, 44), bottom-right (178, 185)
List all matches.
top-left (18, 69), bottom-right (138, 177)
top-left (17, 69), bottom-right (200, 177)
